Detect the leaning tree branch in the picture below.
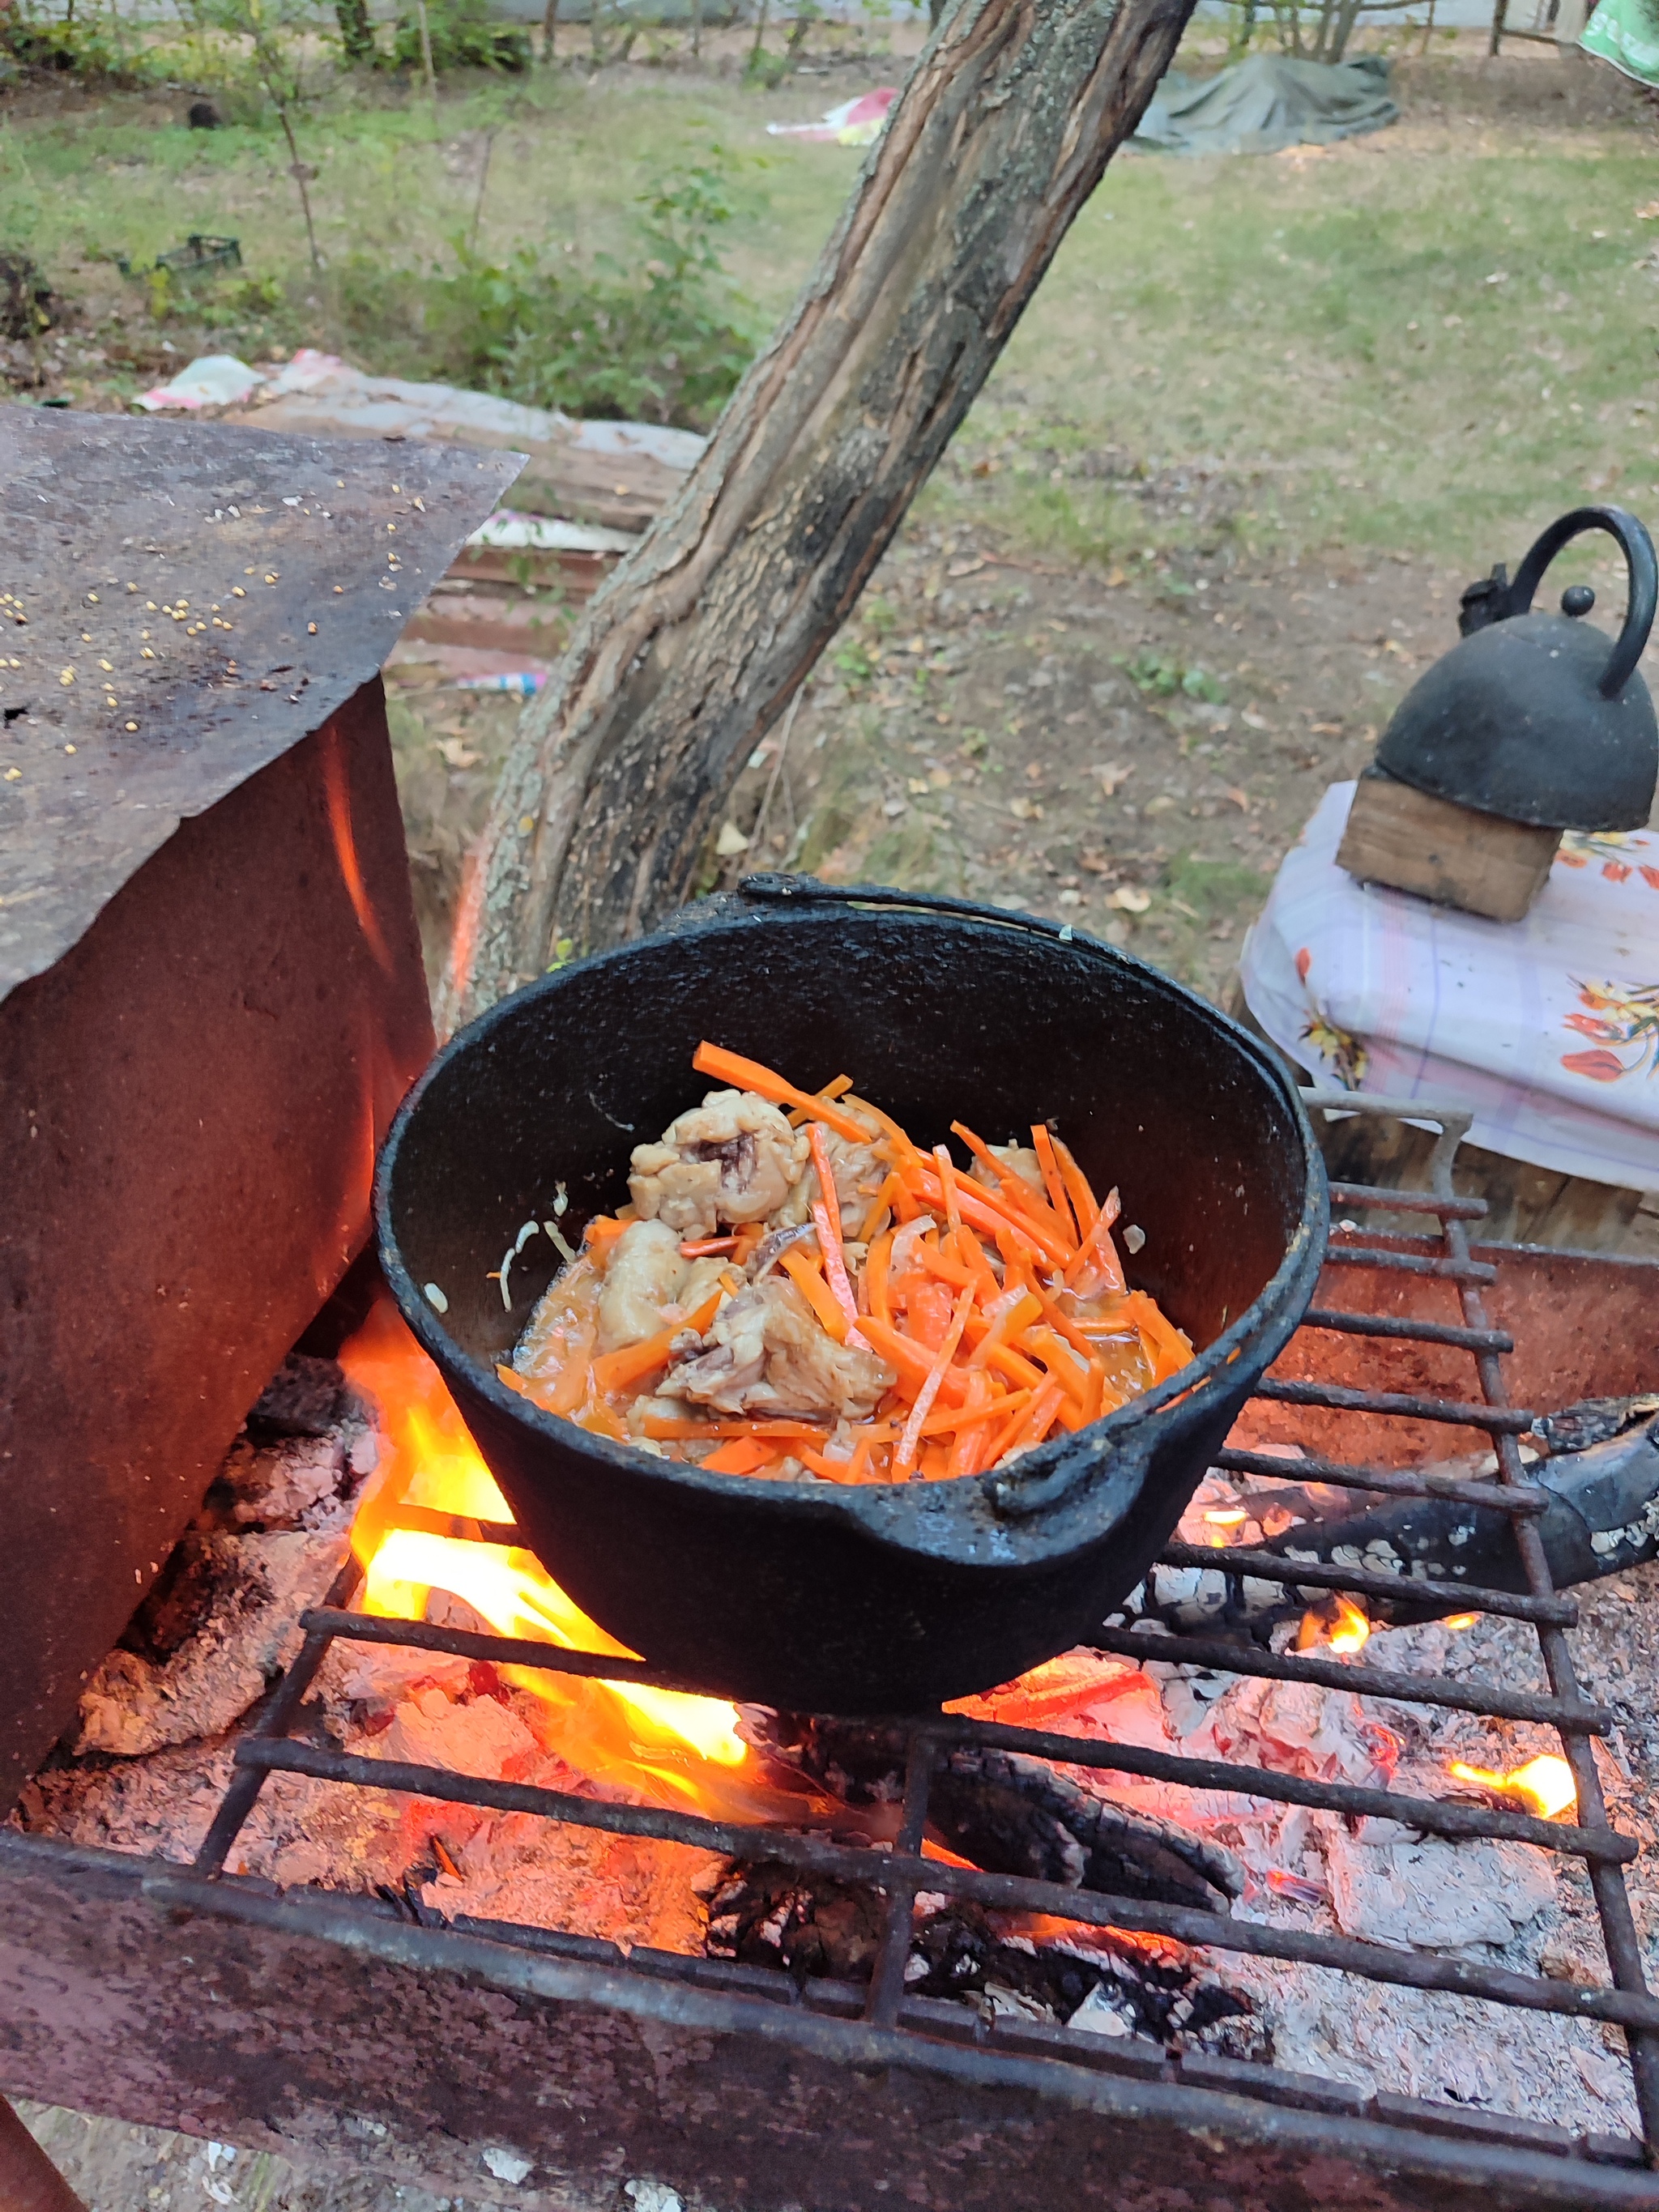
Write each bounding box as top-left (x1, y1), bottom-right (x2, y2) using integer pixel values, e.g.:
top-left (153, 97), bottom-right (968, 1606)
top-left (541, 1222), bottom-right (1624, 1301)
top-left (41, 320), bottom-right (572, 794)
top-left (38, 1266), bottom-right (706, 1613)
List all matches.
top-left (442, 0), bottom-right (1197, 1031)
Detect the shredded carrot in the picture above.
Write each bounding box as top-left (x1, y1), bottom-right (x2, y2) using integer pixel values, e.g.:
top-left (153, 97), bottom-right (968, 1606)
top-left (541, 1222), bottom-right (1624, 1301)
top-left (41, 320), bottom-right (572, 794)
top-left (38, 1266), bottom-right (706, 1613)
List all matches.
top-left (779, 1246), bottom-right (854, 1342)
top-left (693, 1042), bottom-right (870, 1144)
top-left (1052, 1137), bottom-right (1101, 1239)
top-left (1030, 1123), bottom-right (1079, 1244)
top-left (1065, 1184), bottom-right (1125, 1294)
top-left (514, 1044), bottom-right (1197, 1487)
top-left (859, 1170), bottom-right (905, 1242)
top-left (787, 1073), bottom-right (855, 1125)
top-left (590, 1288), bottom-right (723, 1396)
top-left (896, 1281), bottom-right (976, 1477)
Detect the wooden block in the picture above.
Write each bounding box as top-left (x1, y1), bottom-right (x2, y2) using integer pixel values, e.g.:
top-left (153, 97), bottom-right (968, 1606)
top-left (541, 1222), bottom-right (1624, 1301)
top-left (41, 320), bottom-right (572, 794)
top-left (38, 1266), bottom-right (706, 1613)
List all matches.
top-left (1335, 766), bottom-right (1562, 923)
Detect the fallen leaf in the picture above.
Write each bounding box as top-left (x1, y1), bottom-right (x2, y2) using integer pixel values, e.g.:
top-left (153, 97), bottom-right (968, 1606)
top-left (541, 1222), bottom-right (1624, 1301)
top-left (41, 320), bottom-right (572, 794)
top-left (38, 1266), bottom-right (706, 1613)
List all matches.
top-left (1309, 721), bottom-right (1343, 735)
top-left (437, 737), bottom-right (481, 769)
top-left (1241, 711), bottom-right (1269, 731)
top-left (715, 821), bottom-right (750, 856)
top-left (1095, 761), bottom-right (1133, 796)
top-left (1107, 885), bottom-right (1151, 914)
top-left (1010, 797), bottom-right (1044, 821)
top-left (948, 556), bottom-right (987, 578)
top-left (1063, 709), bottom-right (1089, 726)
top-left (1225, 787), bottom-right (1251, 812)
top-left (908, 777), bottom-right (932, 796)
top-left (1080, 852), bottom-right (1112, 876)
top-left (1638, 201), bottom-right (1659, 219)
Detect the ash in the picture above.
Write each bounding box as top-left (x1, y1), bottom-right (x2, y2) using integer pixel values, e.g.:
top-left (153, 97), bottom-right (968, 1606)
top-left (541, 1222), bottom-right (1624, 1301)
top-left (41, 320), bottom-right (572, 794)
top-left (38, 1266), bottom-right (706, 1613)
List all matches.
top-left (9, 1367), bottom-right (1655, 2135)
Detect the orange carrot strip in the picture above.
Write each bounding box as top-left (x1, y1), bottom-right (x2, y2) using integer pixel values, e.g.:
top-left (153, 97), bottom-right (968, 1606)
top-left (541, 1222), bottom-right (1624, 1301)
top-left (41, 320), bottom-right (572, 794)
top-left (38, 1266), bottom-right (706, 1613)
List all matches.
top-left (702, 1437), bottom-right (775, 1475)
top-left (865, 1229), bottom-right (895, 1328)
top-left (915, 1240), bottom-right (977, 1293)
top-left (591, 1289), bottom-right (723, 1396)
top-left (680, 1237), bottom-right (737, 1258)
top-left (812, 1200), bottom-right (871, 1349)
top-left (583, 1216), bottom-right (627, 1253)
top-left (858, 1314), bottom-right (971, 1407)
top-left (981, 1382), bottom-right (1056, 1472)
top-left (950, 1121), bottom-right (1075, 1246)
top-left (933, 1144), bottom-right (963, 1234)
top-left (859, 1170), bottom-right (905, 1243)
top-left (1065, 1185), bottom-right (1125, 1294)
top-left (919, 1384), bottom-right (1022, 1441)
top-left (1030, 1123), bottom-right (1079, 1243)
top-left (842, 1093), bottom-right (927, 1175)
top-left (1051, 1137), bottom-right (1101, 1239)
top-left (896, 1281), bottom-right (976, 1477)
top-left (779, 1247), bottom-right (853, 1342)
top-left (952, 1224), bottom-right (1003, 1304)
top-left (966, 1287), bottom-right (1043, 1369)
top-left (947, 1373), bottom-right (995, 1477)
top-left (1124, 1289), bottom-right (1195, 1384)
top-left (787, 1073), bottom-right (855, 1125)
top-left (808, 1125), bottom-right (843, 1242)
top-left (918, 1168), bottom-right (1073, 1268)
top-left (693, 1042), bottom-right (870, 1144)
top-left (995, 1380), bottom-right (1068, 1467)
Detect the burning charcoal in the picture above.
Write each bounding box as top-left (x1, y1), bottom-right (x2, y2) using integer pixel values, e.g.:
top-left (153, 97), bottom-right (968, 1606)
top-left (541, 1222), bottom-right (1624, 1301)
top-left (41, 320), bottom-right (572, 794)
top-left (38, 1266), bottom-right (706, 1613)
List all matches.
top-left (74, 1531), bottom-right (348, 1757)
top-left (744, 1713), bottom-right (1243, 1913)
top-left (246, 1353), bottom-right (348, 1439)
top-left (700, 1859), bottom-right (885, 1980)
top-left (213, 1434), bottom-right (352, 1532)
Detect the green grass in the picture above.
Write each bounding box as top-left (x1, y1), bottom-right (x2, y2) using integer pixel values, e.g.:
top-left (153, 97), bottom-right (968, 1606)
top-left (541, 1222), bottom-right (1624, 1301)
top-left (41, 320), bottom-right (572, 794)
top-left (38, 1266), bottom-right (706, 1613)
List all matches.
top-left (931, 83), bottom-right (1659, 573)
top-left (5, 40), bottom-right (1657, 570)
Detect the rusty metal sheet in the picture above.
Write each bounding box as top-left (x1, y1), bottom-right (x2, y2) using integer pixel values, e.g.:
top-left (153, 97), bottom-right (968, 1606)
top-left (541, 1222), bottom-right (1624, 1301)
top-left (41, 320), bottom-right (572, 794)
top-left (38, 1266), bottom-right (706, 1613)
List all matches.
top-left (2, 1833), bottom-right (1656, 2212)
top-left (0, 404), bottom-right (521, 1002)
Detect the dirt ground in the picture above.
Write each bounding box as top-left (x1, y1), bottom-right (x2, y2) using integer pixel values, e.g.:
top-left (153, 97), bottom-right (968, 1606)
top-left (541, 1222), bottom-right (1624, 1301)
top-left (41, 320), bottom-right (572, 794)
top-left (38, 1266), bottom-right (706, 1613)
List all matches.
top-left (388, 508), bottom-right (1461, 1004)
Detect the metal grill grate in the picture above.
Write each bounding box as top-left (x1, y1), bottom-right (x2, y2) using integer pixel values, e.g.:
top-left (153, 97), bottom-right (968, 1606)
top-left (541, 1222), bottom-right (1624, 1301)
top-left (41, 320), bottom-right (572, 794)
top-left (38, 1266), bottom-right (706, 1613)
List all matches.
top-left (185, 1092), bottom-right (1659, 2177)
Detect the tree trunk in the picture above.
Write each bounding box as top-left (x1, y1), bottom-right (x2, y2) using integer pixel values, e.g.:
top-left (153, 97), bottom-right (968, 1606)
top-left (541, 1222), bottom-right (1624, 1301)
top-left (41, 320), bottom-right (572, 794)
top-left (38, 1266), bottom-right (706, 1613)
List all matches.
top-left (443, 0), bottom-right (1196, 1030)
top-left (335, 0), bottom-right (376, 62)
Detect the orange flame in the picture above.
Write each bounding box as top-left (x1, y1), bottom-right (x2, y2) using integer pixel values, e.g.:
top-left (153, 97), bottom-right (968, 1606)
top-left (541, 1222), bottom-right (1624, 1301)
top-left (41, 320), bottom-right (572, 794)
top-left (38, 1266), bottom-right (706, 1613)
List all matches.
top-left (339, 1302), bottom-right (757, 1805)
top-left (1448, 1754), bottom-right (1577, 1819)
top-left (321, 726), bottom-right (394, 976)
top-left (1443, 1613), bottom-right (1478, 1631)
top-left (1298, 1593), bottom-right (1371, 1656)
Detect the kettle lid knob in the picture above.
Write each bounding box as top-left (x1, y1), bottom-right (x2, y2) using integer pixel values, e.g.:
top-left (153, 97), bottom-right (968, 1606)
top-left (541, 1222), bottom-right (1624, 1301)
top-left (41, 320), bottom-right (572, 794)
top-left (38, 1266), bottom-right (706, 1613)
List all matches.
top-left (1562, 583), bottom-right (1596, 617)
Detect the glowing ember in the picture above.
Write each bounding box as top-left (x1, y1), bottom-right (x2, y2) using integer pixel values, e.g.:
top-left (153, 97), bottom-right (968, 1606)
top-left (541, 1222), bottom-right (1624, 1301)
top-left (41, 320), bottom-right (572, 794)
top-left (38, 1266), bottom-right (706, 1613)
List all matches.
top-left (1297, 1592), bottom-right (1371, 1656)
top-left (339, 1302), bottom-right (750, 1802)
top-left (1443, 1613), bottom-right (1478, 1631)
top-left (1448, 1754), bottom-right (1578, 1819)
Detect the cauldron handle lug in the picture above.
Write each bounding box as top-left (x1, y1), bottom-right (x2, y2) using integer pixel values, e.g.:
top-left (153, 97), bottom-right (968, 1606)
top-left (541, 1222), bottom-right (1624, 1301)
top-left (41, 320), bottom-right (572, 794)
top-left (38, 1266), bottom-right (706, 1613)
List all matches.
top-left (987, 1426), bottom-right (1154, 1522)
top-left (1507, 504), bottom-right (1658, 700)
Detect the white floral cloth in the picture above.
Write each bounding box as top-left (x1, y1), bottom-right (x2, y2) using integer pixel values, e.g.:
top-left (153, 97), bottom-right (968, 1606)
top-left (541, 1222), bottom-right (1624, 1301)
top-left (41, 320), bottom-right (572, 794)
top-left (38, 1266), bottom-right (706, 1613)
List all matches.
top-left (1239, 780), bottom-right (1659, 1191)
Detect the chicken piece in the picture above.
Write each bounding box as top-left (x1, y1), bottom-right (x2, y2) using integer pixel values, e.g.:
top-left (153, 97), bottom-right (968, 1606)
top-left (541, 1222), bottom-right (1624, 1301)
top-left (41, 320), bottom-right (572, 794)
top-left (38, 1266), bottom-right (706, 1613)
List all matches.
top-left (659, 1276), bottom-right (895, 1422)
top-left (597, 1219), bottom-right (689, 1353)
top-left (629, 1089), bottom-right (809, 1239)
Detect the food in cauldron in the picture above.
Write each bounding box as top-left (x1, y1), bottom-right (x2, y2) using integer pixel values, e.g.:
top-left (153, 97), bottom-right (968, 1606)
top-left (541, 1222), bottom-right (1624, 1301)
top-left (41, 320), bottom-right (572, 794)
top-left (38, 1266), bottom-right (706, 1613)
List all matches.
top-left (500, 1041), bottom-right (1194, 1483)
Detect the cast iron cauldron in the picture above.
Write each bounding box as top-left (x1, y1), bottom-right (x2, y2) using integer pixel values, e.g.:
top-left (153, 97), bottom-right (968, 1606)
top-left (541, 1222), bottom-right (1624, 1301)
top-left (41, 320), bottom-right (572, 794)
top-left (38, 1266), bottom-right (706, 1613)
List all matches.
top-left (375, 880), bottom-right (1328, 1713)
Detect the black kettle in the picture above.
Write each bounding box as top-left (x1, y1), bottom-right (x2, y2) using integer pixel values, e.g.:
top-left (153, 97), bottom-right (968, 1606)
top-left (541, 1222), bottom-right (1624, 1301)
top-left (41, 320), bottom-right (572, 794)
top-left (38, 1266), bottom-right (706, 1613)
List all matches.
top-left (1375, 505), bottom-right (1659, 831)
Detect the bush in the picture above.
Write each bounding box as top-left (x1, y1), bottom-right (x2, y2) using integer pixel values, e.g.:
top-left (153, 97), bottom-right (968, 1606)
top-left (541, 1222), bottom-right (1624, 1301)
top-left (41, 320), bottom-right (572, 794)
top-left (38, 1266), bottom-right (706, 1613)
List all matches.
top-left (390, 0), bottom-right (531, 72)
top-left (335, 149), bottom-right (756, 429)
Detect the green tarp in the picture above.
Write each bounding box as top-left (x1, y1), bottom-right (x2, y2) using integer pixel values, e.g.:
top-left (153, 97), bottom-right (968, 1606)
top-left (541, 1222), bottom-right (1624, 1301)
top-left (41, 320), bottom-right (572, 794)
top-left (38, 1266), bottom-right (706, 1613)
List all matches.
top-left (1580, 0), bottom-right (1659, 87)
top-left (1132, 53), bottom-right (1398, 156)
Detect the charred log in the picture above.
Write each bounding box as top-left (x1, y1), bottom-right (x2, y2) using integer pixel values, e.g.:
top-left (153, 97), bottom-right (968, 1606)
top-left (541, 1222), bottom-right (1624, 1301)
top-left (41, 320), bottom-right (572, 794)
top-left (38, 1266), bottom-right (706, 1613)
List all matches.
top-left (743, 1712), bottom-right (1243, 1913)
top-left (1132, 1401), bottom-right (1659, 1638)
top-left (700, 1864), bottom-right (1269, 2057)
top-left (446, 0), bottom-right (1198, 1021)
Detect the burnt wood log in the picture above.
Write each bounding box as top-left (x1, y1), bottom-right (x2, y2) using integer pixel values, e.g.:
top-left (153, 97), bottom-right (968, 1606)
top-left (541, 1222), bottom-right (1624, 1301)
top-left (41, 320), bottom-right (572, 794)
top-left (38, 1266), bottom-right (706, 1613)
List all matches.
top-left (444, 0), bottom-right (1197, 1026)
top-left (745, 1712), bottom-right (1243, 1914)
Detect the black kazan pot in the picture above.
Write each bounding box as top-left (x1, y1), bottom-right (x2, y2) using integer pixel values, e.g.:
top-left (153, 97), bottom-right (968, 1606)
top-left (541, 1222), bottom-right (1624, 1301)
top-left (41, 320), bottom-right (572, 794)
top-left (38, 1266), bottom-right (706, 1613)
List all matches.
top-left (376, 881), bottom-right (1327, 1714)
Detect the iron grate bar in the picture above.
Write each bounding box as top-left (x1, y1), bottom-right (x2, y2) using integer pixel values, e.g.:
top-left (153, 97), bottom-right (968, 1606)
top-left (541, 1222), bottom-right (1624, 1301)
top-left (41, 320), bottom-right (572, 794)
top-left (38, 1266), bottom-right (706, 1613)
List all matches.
top-left (1154, 1539), bottom-right (1577, 1624)
top-left (1088, 1625), bottom-right (1611, 1733)
top-left (1299, 1305), bottom-right (1515, 1355)
top-left (1328, 1183), bottom-right (1489, 1220)
top-left (1213, 1443), bottom-right (1544, 1514)
top-left (1251, 1375), bottom-right (1535, 1434)
top-left (1323, 1245), bottom-right (1498, 1284)
top-left (234, 1739), bottom-right (1659, 2035)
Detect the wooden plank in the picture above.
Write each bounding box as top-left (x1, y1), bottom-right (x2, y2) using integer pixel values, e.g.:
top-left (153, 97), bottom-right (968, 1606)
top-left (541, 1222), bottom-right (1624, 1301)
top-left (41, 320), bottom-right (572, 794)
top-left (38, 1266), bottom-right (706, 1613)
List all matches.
top-left (1336, 769), bottom-right (1561, 923)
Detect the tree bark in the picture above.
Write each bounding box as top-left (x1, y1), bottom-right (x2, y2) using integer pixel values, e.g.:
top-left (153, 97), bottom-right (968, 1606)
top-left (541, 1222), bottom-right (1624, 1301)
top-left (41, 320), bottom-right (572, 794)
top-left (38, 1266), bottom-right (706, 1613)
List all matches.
top-left (442, 0), bottom-right (1196, 1031)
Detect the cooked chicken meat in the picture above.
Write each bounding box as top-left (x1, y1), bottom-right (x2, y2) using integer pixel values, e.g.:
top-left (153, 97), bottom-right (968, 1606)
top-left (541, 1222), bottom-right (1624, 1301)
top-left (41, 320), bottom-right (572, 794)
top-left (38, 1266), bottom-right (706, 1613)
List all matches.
top-left (596, 1219), bottom-right (689, 1353)
top-left (659, 1276), bottom-right (895, 1422)
top-left (629, 1089), bottom-right (810, 1239)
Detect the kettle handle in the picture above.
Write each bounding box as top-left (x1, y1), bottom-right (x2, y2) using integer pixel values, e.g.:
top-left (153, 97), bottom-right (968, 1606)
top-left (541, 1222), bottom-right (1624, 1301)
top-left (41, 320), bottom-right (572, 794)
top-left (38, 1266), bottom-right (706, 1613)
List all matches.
top-left (1508, 505), bottom-right (1658, 700)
